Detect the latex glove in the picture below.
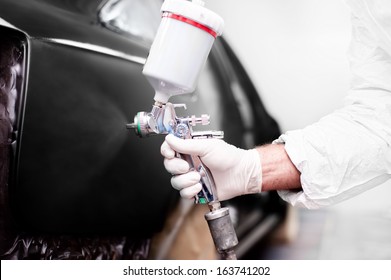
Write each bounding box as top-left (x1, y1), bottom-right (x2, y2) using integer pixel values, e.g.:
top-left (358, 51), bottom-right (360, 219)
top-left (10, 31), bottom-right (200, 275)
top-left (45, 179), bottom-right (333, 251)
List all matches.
top-left (161, 134), bottom-right (262, 201)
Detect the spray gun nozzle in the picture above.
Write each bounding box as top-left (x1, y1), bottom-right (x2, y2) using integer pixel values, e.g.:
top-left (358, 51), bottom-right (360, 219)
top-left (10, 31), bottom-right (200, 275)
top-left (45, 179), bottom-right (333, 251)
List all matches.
top-left (126, 123), bottom-right (137, 130)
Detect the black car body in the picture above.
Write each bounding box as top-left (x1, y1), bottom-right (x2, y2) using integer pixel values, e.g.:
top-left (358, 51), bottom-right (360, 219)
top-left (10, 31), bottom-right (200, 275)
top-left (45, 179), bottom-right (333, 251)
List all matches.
top-left (0, 0), bottom-right (285, 259)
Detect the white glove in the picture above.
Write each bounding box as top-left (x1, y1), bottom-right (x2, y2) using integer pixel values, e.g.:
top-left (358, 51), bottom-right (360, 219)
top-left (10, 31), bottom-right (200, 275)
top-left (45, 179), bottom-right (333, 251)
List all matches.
top-left (160, 134), bottom-right (262, 201)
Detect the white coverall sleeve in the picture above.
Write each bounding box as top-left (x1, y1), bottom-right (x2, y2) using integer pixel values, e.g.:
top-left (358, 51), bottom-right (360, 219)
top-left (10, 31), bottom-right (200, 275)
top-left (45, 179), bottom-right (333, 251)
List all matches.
top-left (275, 0), bottom-right (391, 209)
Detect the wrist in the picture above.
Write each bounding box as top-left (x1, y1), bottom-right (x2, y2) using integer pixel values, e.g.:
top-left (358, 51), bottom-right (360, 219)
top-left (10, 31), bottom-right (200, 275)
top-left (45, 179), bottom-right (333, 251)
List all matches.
top-left (257, 143), bottom-right (301, 192)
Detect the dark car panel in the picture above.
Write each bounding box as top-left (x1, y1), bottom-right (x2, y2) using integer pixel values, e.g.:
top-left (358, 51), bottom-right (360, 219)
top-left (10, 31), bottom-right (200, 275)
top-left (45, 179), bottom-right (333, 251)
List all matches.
top-left (14, 38), bottom-right (177, 234)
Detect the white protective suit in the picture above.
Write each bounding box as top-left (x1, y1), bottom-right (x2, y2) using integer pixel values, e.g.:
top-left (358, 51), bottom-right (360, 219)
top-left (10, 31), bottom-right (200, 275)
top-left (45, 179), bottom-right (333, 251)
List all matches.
top-left (277, 0), bottom-right (391, 208)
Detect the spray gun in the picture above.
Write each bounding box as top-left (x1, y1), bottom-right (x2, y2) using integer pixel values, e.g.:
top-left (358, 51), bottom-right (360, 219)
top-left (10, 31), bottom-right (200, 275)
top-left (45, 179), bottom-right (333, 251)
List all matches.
top-left (126, 0), bottom-right (238, 260)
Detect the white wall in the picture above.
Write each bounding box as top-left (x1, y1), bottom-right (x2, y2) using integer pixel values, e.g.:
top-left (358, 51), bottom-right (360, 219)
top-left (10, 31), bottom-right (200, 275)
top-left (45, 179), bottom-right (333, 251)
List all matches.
top-left (207, 0), bottom-right (351, 132)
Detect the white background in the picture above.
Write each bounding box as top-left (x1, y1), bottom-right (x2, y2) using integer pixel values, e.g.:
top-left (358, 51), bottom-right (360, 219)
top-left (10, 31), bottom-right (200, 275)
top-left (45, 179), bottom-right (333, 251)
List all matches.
top-left (207, 0), bottom-right (351, 132)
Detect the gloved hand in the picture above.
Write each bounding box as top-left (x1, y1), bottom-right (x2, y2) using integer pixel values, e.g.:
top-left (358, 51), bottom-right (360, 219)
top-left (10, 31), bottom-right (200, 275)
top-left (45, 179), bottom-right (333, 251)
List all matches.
top-left (161, 134), bottom-right (262, 201)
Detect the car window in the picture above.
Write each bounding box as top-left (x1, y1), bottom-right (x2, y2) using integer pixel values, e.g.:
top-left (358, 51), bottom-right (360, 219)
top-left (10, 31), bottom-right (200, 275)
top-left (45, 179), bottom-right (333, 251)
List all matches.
top-left (99, 0), bottom-right (162, 44)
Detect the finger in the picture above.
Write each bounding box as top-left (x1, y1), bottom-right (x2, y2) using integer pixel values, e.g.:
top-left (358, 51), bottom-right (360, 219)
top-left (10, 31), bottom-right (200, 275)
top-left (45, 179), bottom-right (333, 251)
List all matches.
top-left (179, 183), bottom-right (202, 199)
top-left (161, 140), bottom-right (175, 159)
top-left (164, 157), bottom-right (190, 174)
top-left (165, 134), bottom-right (209, 156)
top-left (170, 171), bottom-right (201, 190)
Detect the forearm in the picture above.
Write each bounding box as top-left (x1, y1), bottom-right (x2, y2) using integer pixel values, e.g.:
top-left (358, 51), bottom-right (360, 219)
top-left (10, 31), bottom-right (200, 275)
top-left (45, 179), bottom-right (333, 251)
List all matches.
top-left (256, 144), bottom-right (301, 192)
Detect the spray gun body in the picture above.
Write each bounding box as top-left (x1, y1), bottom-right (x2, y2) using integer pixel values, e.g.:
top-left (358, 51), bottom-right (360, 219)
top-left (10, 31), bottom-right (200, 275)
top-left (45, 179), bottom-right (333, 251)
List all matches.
top-left (127, 0), bottom-right (238, 259)
top-left (127, 102), bottom-right (223, 204)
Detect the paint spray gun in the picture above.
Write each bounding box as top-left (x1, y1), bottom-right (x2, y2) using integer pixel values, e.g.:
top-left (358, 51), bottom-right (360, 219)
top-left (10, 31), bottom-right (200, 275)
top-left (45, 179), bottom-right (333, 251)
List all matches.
top-left (126, 0), bottom-right (238, 260)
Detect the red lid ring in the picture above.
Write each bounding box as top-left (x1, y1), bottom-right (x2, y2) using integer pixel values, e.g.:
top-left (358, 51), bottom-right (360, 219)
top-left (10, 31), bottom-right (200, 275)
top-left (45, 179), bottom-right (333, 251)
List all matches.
top-left (163, 12), bottom-right (218, 38)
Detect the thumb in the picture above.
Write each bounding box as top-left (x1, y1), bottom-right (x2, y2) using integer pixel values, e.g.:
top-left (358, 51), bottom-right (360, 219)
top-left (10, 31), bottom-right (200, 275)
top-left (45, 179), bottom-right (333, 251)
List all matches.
top-left (165, 134), bottom-right (208, 156)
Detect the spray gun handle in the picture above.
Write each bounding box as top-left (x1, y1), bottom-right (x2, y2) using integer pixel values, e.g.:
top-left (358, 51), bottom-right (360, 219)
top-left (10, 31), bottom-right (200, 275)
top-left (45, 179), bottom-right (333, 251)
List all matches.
top-left (174, 130), bottom-right (223, 204)
top-left (176, 151), bottom-right (214, 204)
